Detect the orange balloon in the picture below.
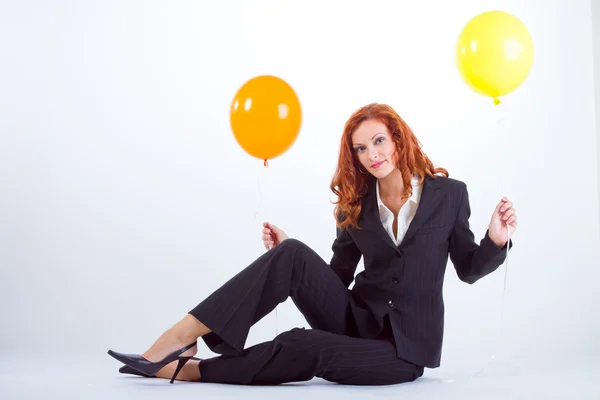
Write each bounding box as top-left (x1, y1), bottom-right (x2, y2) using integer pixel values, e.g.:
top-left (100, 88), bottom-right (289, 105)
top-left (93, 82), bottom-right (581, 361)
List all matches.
top-left (230, 75), bottom-right (302, 164)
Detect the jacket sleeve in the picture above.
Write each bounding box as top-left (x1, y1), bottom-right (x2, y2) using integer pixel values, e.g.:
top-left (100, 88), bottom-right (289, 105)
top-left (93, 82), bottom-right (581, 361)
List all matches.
top-left (449, 183), bottom-right (513, 284)
top-left (329, 224), bottom-right (362, 288)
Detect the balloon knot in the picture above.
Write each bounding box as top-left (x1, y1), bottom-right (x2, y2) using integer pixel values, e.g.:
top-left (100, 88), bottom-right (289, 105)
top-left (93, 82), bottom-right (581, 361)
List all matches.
top-left (264, 159), bottom-right (269, 167)
top-left (493, 97), bottom-right (501, 106)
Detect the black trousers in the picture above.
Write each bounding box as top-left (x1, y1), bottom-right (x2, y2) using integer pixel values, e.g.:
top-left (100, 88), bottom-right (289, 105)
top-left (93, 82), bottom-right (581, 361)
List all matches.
top-left (189, 239), bottom-right (424, 385)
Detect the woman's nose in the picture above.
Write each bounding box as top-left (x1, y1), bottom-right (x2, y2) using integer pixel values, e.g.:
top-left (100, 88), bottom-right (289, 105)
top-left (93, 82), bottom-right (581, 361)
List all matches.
top-left (368, 149), bottom-right (379, 161)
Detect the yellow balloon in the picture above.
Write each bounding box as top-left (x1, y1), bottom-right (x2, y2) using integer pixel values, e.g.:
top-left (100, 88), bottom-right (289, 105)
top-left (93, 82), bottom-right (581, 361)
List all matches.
top-left (456, 11), bottom-right (534, 104)
top-left (230, 75), bottom-right (302, 164)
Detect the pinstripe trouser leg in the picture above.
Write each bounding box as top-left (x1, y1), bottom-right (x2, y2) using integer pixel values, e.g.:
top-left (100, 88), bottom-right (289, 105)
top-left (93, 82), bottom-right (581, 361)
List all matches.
top-left (198, 328), bottom-right (423, 385)
top-left (188, 238), bottom-right (423, 385)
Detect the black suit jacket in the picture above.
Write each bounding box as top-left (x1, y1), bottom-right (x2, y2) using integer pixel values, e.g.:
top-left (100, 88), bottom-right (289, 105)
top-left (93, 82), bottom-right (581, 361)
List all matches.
top-left (329, 175), bottom-right (512, 368)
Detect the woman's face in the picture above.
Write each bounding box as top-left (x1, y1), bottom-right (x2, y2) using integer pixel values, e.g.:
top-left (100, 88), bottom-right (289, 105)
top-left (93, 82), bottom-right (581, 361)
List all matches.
top-left (351, 119), bottom-right (397, 179)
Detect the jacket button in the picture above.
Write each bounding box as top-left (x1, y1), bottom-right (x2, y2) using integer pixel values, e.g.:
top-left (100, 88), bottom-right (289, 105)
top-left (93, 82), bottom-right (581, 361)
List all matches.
top-left (392, 277), bottom-right (399, 284)
top-left (388, 300), bottom-right (395, 307)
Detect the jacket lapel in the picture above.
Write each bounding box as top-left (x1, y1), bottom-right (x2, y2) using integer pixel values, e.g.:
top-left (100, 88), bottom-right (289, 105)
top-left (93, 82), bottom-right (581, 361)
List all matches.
top-left (399, 175), bottom-right (444, 248)
top-left (360, 176), bottom-right (399, 252)
top-left (359, 175), bottom-right (445, 252)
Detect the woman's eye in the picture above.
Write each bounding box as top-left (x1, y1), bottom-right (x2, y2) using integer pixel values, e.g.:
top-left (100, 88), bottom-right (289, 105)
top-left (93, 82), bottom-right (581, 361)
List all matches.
top-left (375, 137), bottom-right (385, 144)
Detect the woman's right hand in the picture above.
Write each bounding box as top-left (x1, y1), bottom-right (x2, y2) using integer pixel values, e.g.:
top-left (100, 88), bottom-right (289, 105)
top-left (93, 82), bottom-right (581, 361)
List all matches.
top-left (262, 222), bottom-right (289, 250)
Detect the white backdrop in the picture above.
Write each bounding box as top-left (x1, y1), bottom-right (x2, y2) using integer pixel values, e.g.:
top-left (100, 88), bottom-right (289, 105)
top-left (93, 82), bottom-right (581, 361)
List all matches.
top-left (1, 0), bottom-right (598, 379)
top-left (594, 0), bottom-right (600, 228)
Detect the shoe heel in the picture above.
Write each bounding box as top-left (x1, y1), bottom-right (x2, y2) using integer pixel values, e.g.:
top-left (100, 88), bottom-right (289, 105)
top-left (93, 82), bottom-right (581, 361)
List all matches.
top-left (170, 356), bottom-right (192, 384)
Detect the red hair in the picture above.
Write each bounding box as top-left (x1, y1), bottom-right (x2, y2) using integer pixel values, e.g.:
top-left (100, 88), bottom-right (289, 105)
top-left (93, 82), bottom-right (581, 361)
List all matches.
top-left (330, 103), bottom-right (448, 230)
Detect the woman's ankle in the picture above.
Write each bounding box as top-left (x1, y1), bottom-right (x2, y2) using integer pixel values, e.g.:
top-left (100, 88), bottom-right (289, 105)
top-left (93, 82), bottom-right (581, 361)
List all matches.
top-left (174, 314), bottom-right (211, 342)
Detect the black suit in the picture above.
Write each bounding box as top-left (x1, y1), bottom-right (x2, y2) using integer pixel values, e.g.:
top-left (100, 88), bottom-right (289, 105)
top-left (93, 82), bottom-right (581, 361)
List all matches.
top-left (188, 175), bottom-right (512, 385)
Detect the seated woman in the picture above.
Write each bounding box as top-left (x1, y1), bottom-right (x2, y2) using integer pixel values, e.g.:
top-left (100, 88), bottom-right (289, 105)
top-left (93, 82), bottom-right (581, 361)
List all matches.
top-left (109, 102), bottom-right (516, 386)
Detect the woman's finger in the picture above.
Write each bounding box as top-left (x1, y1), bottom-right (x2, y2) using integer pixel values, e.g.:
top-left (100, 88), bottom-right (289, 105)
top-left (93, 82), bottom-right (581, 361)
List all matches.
top-left (502, 208), bottom-right (516, 220)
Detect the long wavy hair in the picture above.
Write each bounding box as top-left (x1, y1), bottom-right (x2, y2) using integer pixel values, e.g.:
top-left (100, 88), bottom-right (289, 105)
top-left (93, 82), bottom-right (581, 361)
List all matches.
top-left (330, 103), bottom-right (448, 230)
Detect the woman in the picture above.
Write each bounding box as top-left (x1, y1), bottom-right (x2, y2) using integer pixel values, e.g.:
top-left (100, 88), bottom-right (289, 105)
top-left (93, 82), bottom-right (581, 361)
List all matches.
top-left (108, 103), bottom-right (516, 385)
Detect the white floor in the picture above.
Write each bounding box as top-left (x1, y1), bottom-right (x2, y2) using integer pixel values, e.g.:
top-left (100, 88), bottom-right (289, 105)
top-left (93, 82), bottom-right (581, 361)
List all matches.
top-left (1, 354), bottom-right (599, 399)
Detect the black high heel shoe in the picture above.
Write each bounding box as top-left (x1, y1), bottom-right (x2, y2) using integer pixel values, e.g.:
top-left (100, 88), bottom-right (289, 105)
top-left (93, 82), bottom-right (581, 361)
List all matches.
top-left (108, 342), bottom-right (197, 384)
top-left (118, 357), bottom-right (202, 378)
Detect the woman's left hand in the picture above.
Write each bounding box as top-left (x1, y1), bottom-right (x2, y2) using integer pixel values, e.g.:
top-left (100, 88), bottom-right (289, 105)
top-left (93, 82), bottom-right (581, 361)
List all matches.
top-left (488, 197), bottom-right (517, 247)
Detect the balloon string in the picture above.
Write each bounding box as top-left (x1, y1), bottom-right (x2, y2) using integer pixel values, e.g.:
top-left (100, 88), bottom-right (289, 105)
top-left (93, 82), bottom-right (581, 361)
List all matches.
top-left (503, 222), bottom-right (509, 297)
top-left (471, 220), bottom-right (510, 378)
top-left (264, 161), bottom-right (278, 337)
top-left (253, 170), bottom-right (264, 220)
top-left (254, 160), bottom-right (271, 219)
top-left (254, 161), bottom-right (278, 337)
